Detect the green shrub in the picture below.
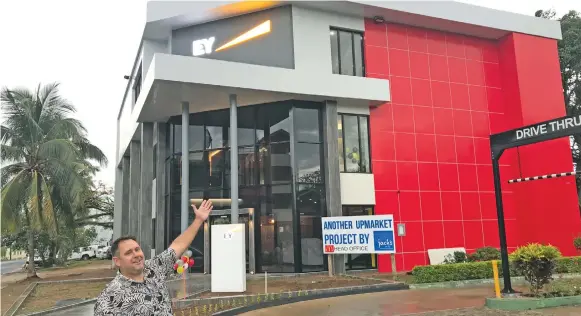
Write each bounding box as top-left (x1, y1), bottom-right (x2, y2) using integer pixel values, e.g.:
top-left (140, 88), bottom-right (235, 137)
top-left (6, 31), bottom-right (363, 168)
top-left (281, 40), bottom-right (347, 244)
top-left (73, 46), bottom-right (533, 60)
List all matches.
top-left (509, 243), bottom-right (562, 296)
top-left (412, 261), bottom-right (493, 283)
top-left (412, 256), bottom-right (581, 284)
top-left (574, 236), bottom-right (581, 252)
top-left (554, 256), bottom-right (581, 274)
top-left (468, 247), bottom-right (501, 262)
top-left (443, 251), bottom-right (467, 264)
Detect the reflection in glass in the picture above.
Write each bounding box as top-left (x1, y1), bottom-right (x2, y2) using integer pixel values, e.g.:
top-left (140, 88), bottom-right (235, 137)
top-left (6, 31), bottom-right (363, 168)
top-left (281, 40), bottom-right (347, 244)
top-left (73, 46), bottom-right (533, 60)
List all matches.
top-left (207, 149), bottom-right (227, 188)
top-left (339, 31), bottom-right (354, 76)
top-left (189, 125), bottom-right (205, 151)
top-left (343, 115), bottom-right (360, 172)
top-left (359, 116), bottom-right (370, 173)
top-left (269, 105), bottom-right (291, 143)
top-left (338, 116), bottom-right (345, 172)
top-left (205, 126), bottom-right (226, 149)
top-left (270, 142), bottom-right (292, 184)
top-left (330, 30), bottom-right (339, 74)
top-left (295, 143), bottom-right (321, 183)
top-left (188, 152), bottom-right (206, 190)
top-left (294, 108), bottom-right (320, 143)
top-left (239, 146), bottom-right (257, 186)
top-left (260, 184), bottom-right (294, 272)
top-left (297, 184), bottom-right (324, 272)
top-left (353, 33), bottom-right (364, 77)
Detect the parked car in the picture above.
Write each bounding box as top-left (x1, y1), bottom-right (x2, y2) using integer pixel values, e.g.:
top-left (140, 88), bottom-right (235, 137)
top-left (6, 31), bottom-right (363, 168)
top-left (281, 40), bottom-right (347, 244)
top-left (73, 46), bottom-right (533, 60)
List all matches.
top-left (68, 247), bottom-right (96, 260)
top-left (96, 246), bottom-right (111, 260)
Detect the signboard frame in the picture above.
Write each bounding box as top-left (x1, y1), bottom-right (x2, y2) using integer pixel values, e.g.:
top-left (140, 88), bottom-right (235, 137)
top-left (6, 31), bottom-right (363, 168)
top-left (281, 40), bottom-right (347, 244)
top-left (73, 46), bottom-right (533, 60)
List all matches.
top-left (321, 214), bottom-right (396, 255)
top-left (489, 114), bottom-right (581, 294)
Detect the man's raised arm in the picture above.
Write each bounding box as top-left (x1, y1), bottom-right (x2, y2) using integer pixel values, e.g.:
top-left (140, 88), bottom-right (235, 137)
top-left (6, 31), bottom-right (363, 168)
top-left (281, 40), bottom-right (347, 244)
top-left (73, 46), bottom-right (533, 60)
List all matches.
top-left (168, 200), bottom-right (213, 258)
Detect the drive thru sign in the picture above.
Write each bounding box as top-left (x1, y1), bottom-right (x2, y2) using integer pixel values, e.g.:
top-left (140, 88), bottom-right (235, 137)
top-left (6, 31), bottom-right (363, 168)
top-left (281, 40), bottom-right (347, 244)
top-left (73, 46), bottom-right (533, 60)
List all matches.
top-left (322, 215), bottom-right (396, 254)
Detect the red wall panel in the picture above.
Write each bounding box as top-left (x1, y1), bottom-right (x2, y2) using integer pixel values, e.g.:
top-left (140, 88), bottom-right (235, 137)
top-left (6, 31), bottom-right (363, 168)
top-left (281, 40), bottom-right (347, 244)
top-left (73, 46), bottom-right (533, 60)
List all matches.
top-left (364, 19), bottom-right (579, 273)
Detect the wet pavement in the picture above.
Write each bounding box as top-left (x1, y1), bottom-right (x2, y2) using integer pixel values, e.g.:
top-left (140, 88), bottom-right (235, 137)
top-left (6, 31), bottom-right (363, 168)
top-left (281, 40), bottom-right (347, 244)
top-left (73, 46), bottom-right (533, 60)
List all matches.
top-left (240, 286), bottom-right (581, 316)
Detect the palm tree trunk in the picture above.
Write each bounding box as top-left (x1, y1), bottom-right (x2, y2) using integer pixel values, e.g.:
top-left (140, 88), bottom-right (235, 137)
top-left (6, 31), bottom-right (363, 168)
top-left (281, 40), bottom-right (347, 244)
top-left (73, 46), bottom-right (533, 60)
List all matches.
top-left (26, 227), bottom-right (36, 278)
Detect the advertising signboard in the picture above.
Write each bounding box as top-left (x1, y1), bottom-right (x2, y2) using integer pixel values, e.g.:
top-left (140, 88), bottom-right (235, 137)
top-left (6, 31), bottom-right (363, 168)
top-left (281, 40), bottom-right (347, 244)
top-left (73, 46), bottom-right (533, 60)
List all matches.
top-left (322, 215), bottom-right (396, 254)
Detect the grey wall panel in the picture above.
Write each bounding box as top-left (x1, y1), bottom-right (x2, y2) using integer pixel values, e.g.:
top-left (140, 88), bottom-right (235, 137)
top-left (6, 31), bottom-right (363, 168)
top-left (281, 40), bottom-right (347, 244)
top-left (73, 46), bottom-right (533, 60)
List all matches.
top-left (172, 6), bottom-right (294, 69)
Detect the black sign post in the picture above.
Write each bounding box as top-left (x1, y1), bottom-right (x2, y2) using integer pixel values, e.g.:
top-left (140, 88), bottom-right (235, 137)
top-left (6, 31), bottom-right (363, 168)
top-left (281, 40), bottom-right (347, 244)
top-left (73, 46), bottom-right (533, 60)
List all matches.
top-left (490, 114), bottom-right (581, 294)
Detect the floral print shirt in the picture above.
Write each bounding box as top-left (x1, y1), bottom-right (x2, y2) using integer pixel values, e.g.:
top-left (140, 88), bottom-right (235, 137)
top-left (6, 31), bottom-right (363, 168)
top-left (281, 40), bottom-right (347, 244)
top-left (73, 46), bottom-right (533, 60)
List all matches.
top-left (94, 248), bottom-right (177, 315)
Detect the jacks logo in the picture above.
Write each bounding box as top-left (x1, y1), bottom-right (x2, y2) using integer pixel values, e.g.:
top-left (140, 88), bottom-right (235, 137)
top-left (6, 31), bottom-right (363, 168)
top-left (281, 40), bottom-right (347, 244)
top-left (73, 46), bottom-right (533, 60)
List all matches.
top-left (192, 20), bottom-right (272, 57)
top-left (373, 231), bottom-right (395, 252)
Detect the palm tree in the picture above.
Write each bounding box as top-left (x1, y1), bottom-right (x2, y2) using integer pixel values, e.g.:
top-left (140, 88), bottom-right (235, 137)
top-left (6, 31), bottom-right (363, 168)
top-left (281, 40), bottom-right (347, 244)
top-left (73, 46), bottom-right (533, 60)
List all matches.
top-left (1, 83), bottom-right (107, 277)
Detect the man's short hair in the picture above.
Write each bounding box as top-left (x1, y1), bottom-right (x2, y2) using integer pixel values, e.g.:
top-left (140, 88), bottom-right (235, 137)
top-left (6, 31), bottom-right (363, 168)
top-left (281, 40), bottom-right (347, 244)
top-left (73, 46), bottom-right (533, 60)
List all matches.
top-left (111, 236), bottom-right (137, 257)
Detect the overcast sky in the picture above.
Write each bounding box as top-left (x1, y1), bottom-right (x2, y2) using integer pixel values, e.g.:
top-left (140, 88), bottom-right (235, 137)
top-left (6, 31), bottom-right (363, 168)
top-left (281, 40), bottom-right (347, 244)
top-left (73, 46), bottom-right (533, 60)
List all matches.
top-left (1, 0), bottom-right (580, 188)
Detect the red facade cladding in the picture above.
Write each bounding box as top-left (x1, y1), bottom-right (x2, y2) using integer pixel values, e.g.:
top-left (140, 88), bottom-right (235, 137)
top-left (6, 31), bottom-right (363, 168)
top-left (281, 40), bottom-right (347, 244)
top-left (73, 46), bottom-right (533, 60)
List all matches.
top-left (364, 19), bottom-right (581, 273)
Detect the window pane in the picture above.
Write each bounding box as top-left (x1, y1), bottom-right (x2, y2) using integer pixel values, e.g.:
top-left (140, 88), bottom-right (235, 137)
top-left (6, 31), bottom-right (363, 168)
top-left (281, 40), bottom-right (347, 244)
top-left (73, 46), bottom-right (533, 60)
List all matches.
top-left (295, 143), bottom-right (322, 183)
top-left (188, 152), bottom-right (206, 190)
top-left (353, 33), bottom-right (364, 76)
top-left (261, 184), bottom-right (294, 272)
top-left (269, 104), bottom-right (291, 143)
top-left (359, 116), bottom-right (370, 172)
top-left (271, 142), bottom-right (292, 184)
top-left (238, 106), bottom-right (256, 146)
top-left (339, 31), bottom-right (354, 76)
top-left (330, 29), bottom-right (340, 74)
top-left (343, 115), bottom-right (360, 172)
top-left (297, 184), bottom-right (325, 272)
top-left (294, 108), bottom-right (320, 143)
top-left (207, 149), bottom-right (227, 188)
top-left (206, 126), bottom-right (226, 149)
top-left (239, 146), bottom-right (257, 186)
top-left (296, 184), bottom-right (324, 216)
top-left (189, 125), bottom-right (205, 151)
top-left (174, 125), bottom-right (182, 153)
top-left (201, 108), bottom-right (229, 148)
top-left (338, 115), bottom-right (345, 172)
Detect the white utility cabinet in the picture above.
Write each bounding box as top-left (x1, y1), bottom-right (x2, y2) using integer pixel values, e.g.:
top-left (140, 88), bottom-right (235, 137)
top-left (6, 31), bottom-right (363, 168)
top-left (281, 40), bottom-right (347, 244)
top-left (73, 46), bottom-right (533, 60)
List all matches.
top-left (211, 223), bottom-right (246, 292)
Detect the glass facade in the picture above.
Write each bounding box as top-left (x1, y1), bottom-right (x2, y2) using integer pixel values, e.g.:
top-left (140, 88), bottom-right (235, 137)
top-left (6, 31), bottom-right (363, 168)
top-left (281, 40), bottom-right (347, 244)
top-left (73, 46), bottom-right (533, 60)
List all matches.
top-left (165, 100), bottom-right (326, 273)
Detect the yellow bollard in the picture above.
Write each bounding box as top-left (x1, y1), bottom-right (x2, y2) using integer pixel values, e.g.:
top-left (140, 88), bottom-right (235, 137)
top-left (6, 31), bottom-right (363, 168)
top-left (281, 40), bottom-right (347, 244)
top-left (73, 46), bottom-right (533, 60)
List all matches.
top-left (492, 260), bottom-right (501, 298)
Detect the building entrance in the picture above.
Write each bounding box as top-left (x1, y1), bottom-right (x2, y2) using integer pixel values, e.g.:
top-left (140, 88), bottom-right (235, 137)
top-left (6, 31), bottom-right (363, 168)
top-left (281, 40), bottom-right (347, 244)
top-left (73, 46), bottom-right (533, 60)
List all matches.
top-left (203, 208), bottom-right (256, 274)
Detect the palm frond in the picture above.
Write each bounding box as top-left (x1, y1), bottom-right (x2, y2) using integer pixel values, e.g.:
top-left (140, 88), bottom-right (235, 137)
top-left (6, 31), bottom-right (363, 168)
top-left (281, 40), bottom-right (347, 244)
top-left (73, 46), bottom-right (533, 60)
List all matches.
top-left (1, 145), bottom-right (26, 163)
top-left (75, 138), bottom-right (108, 167)
top-left (44, 117), bottom-right (86, 141)
top-left (1, 163), bottom-right (27, 187)
top-left (36, 139), bottom-right (77, 163)
top-left (1, 170), bottom-right (31, 232)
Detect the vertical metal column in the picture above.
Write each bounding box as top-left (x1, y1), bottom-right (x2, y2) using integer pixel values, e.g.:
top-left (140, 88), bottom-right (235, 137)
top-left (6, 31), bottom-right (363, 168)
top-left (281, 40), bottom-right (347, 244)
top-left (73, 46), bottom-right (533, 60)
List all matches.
top-left (492, 157), bottom-right (515, 294)
top-left (181, 102), bottom-right (190, 232)
top-left (229, 94), bottom-right (239, 224)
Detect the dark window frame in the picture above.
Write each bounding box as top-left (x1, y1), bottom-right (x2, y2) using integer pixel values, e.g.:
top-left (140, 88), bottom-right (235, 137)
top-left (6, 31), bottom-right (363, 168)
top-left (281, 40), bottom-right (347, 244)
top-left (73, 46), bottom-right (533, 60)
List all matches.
top-left (330, 27), bottom-right (365, 77)
top-left (338, 113), bottom-right (372, 173)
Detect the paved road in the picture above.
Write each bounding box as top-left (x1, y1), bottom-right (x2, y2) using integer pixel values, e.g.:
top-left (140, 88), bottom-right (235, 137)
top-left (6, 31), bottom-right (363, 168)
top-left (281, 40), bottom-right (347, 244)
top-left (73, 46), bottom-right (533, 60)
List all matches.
top-left (0, 259), bottom-right (25, 275)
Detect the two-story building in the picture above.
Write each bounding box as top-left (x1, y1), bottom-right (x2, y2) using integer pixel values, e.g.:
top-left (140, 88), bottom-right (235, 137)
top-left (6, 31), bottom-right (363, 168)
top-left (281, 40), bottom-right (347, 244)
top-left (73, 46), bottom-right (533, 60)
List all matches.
top-left (113, 0), bottom-right (581, 274)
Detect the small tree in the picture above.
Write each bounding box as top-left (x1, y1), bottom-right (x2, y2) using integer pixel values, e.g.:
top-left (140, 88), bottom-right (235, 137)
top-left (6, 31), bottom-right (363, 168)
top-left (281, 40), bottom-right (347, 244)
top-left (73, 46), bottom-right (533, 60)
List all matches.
top-left (510, 243), bottom-right (562, 296)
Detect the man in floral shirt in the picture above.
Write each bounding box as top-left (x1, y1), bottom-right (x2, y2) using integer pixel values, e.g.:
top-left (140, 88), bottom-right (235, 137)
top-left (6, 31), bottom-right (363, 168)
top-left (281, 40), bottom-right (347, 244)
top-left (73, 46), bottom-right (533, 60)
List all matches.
top-left (94, 200), bottom-right (213, 315)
